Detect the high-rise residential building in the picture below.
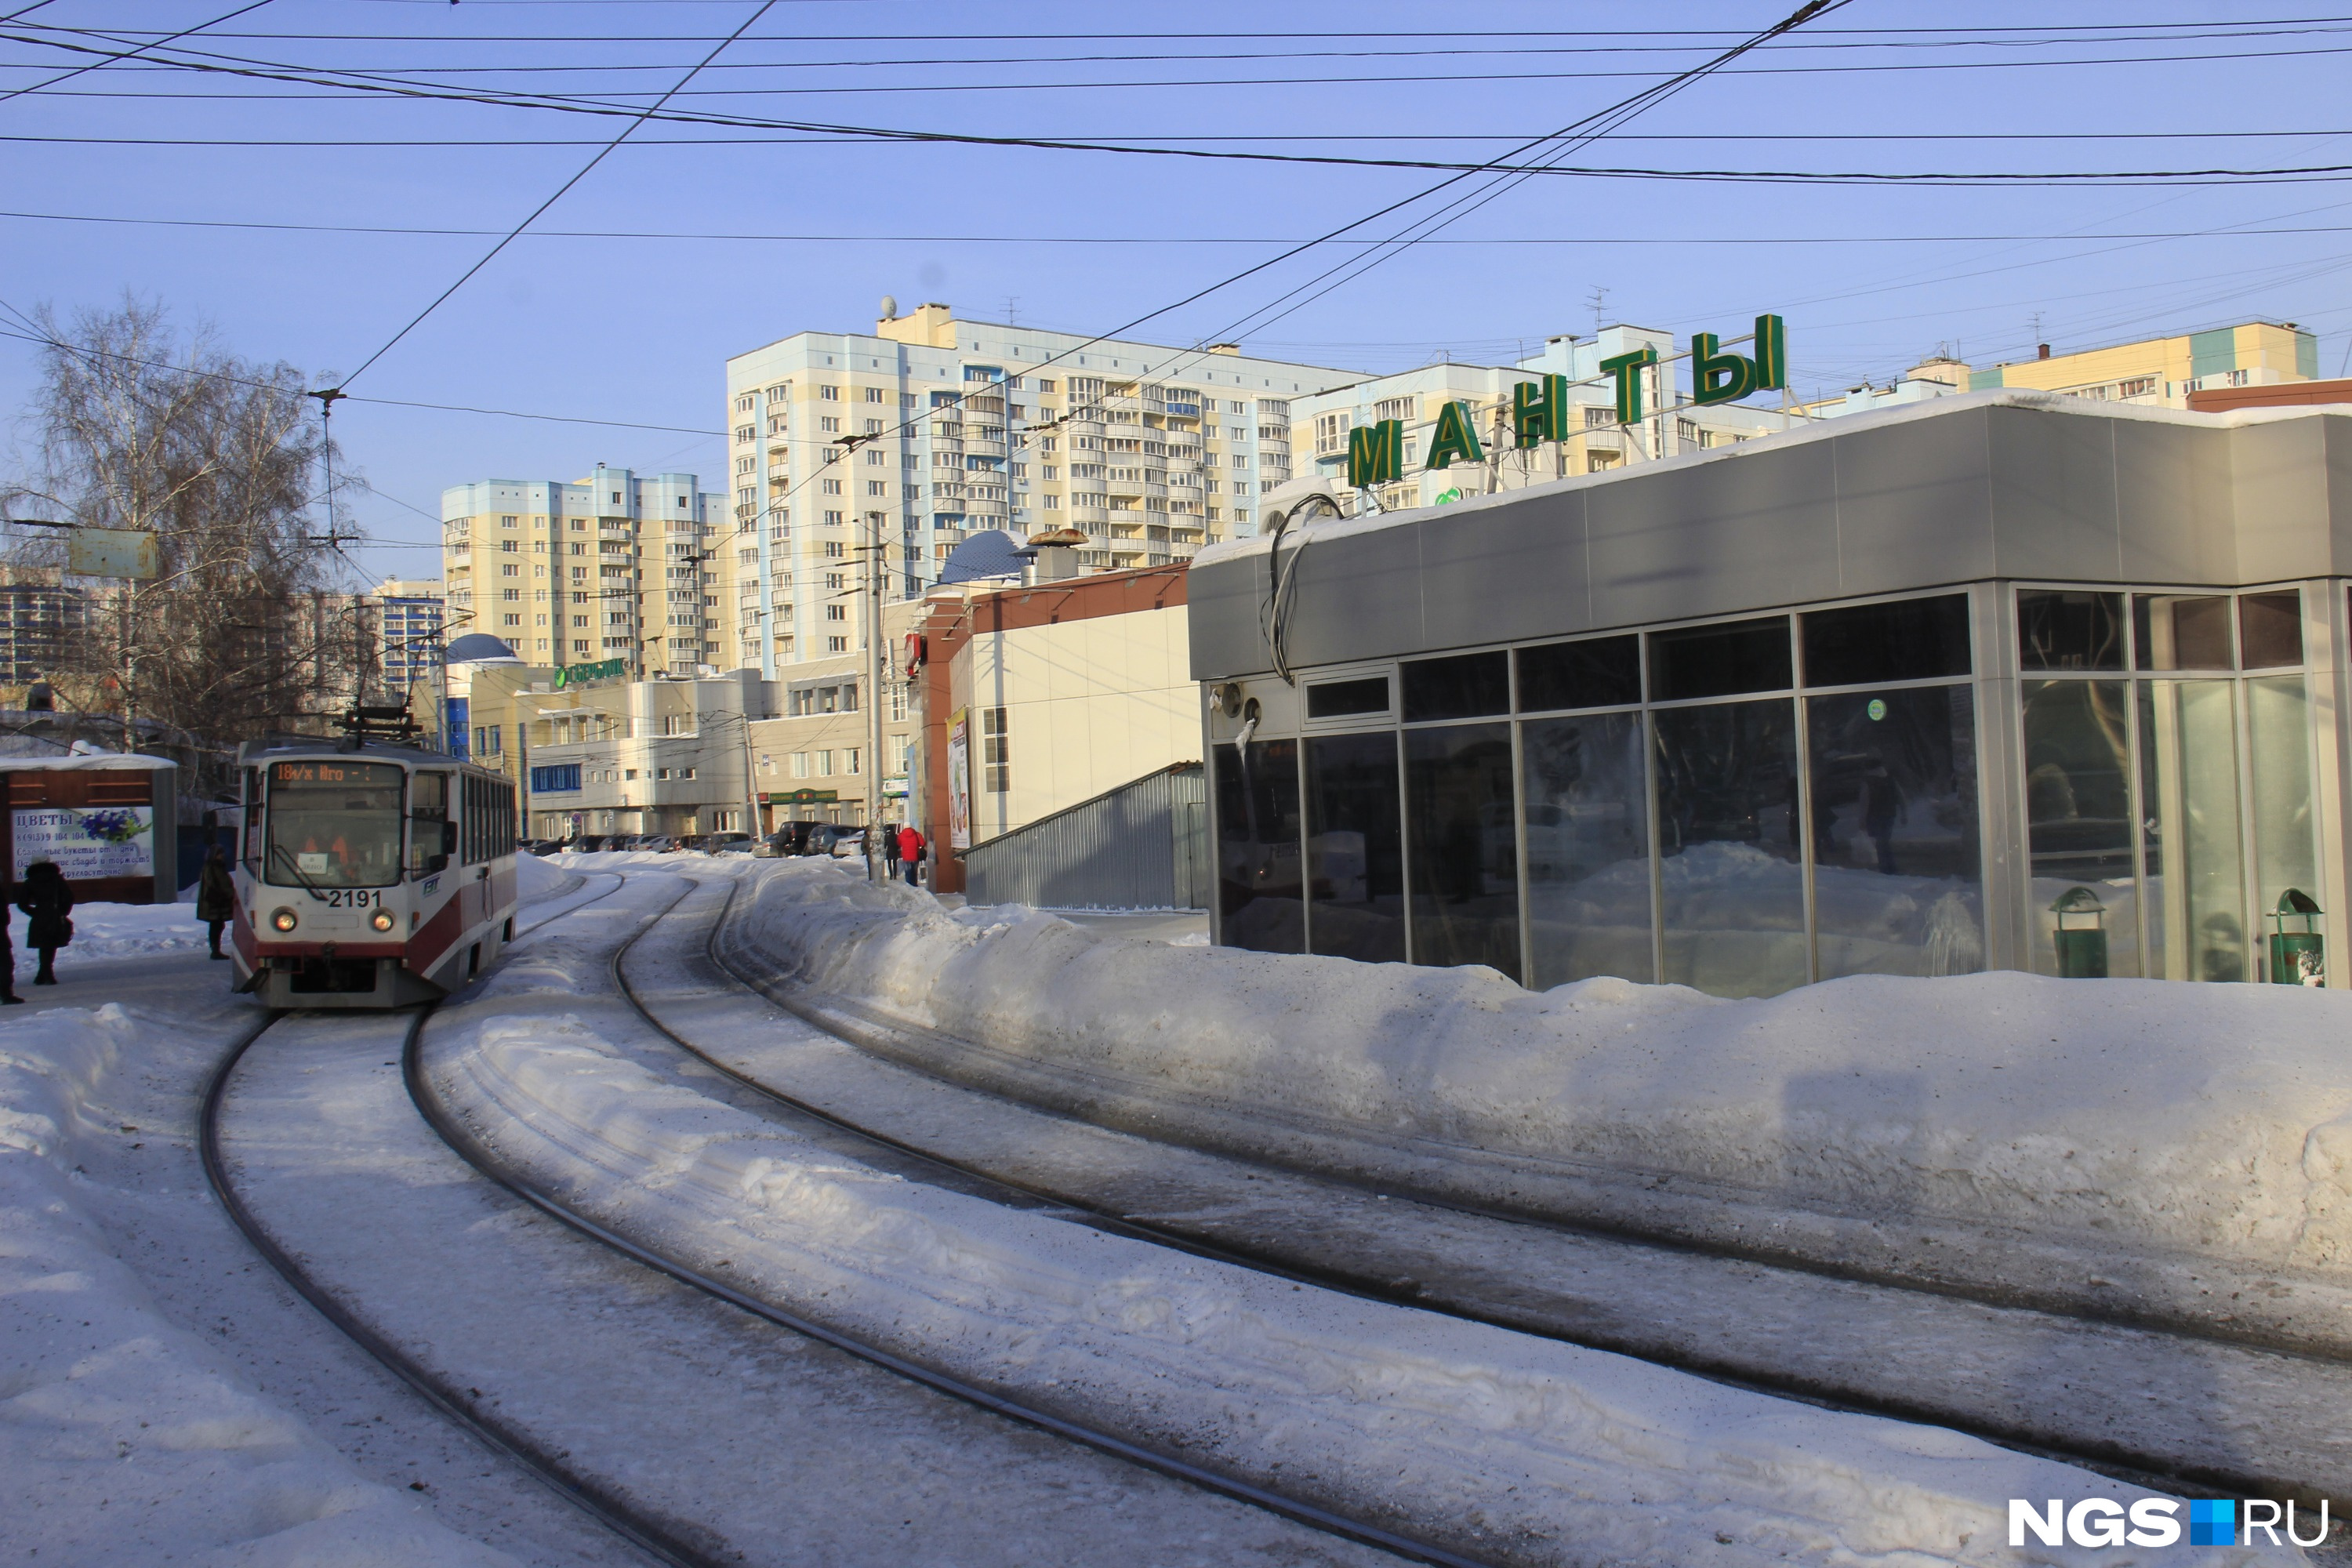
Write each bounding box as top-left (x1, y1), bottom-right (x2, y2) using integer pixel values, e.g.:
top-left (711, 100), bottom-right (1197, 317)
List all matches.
top-left (1810, 320), bottom-right (2320, 417)
top-left (439, 466), bottom-right (724, 679)
top-left (0, 566), bottom-right (85, 689)
top-left (369, 577), bottom-right (445, 702)
top-left (717, 301), bottom-right (1365, 681)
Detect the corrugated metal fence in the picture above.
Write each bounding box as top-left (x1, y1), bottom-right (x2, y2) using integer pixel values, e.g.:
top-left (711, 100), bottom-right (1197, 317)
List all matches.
top-left (960, 762), bottom-right (1208, 910)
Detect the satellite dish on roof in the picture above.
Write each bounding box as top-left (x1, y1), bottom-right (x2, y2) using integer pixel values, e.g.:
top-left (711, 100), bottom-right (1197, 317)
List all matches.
top-left (937, 529), bottom-right (1024, 585)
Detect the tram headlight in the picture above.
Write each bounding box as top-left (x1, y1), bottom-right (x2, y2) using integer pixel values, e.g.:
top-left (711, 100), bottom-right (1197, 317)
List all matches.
top-left (370, 909), bottom-right (395, 932)
top-left (269, 907), bottom-right (297, 933)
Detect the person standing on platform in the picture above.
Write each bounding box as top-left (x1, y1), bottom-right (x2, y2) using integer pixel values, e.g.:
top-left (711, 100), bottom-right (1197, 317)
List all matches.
top-left (18, 859), bottom-right (73, 985)
top-left (883, 819), bottom-right (902, 880)
top-left (197, 844), bottom-right (236, 960)
top-left (897, 824), bottom-right (924, 889)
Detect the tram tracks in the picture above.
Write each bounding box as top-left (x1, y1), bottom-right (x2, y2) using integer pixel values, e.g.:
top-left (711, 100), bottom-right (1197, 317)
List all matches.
top-left (201, 862), bottom-right (2351, 1565)
top-left (647, 869), bottom-right (2352, 1512)
top-left (203, 870), bottom-right (1420, 1568)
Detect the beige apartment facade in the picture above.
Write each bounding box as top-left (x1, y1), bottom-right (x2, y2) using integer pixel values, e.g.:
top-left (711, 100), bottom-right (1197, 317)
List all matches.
top-left (441, 467), bottom-right (725, 681)
top-left (717, 303), bottom-right (1363, 684)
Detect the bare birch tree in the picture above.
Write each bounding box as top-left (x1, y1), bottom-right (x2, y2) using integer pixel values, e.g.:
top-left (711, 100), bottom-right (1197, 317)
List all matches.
top-left (4, 299), bottom-right (355, 771)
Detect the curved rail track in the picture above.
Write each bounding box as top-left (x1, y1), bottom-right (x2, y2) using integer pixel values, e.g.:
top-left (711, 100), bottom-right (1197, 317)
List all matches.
top-left (201, 859), bottom-right (2352, 1566)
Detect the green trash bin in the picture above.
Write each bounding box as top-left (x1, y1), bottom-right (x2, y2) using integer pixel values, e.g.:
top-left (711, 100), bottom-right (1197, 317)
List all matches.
top-left (2052, 886), bottom-right (2108, 979)
top-left (2267, 889), bottom-right (2324, 986)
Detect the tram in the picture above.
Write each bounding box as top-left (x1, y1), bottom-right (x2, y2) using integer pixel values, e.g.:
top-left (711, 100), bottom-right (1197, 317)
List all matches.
top-left (230, 710), bottom-right (518, 1009)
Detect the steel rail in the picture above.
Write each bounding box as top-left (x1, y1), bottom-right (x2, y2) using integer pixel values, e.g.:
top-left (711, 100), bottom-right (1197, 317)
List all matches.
top-left (198, 1004), bottom-right (717, 1568)
top-left (670, 869), bottom-right (2342, 1506)
top-left (409, 869), bottom-right (1496, 1568)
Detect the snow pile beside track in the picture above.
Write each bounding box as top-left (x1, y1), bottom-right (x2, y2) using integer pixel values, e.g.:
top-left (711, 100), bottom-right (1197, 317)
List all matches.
top-left (731, 864), bottom-right (2352, 1350)
top-left (0, 1004), bottom-right (515, 1566)
top-left (426, 995), bottom-right (2214, 1568)
top-left (49, 900), bottom-right (211, 959)
top-left (514, 851), bottom-right (568, 901)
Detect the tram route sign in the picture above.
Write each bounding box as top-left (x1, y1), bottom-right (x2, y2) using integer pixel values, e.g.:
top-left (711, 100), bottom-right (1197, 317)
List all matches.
top-left (13, 804), bottom-right (153, 881)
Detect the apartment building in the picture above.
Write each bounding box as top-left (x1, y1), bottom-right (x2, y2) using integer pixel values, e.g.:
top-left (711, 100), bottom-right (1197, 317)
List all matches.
top-left (439, 466), bottom-right (724, 680)
top-left (742, 594), bottom-right (924, 832)
top-left (1816, 321), bottom-right (2320, 417)
top-left (1290, 325), bottom-right (1798, 514)
top-left (370, 577), bottom-right (445, 703)
top-left (717, 301), bottom-right (1363, 681)
top-left (0, 567), bottom-right (84, 691)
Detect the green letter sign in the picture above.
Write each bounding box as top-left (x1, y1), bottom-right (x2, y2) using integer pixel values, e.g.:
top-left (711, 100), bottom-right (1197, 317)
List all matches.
top-left (1347, 419), bottom-right (1403, 488)
top-left (1512, 374), bottom-right (1570, 448)
top-left (1425, 400), bottom-right (1485, 470)
top-left (1599, 347), bottom-right (1657, 426)
top-left (1692, 314), bottom-right (1788, 407)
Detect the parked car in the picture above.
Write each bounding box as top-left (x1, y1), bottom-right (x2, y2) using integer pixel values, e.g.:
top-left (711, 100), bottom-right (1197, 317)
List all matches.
top-left (829, 829), bottom-right (866, 859)
top-left (636, 835), bottom-right (680, 854)
top-left (700, 831), bottom-right (753, 855)
top-left (521, 838), bottom-right (565, 857)
top-left (763, 821), bottom-right (824, 857)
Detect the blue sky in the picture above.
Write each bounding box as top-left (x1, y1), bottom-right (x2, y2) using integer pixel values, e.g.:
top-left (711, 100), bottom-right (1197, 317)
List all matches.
top-left (4, 1), bottom-right (2350, 582)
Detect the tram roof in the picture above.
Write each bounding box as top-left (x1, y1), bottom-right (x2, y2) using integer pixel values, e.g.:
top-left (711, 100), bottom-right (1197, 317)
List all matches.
top-left (236, 736), bottom-right (476, 768)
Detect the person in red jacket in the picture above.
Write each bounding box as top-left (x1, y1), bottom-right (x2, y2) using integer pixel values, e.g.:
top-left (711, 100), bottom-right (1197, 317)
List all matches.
top-left (896, 824), bottom-right (924, 887)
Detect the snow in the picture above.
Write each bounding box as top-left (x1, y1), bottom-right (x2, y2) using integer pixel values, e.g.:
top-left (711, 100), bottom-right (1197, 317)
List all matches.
top-left (29, 898), bottom-right (217, 959)
top-left (512, 851), bottom-right (567, 902)
top-left (425, 932), bottom-right (2244, 1568)
top-left (733, 862), bottom-right (2352, 1354)
top-left (0, 1000), bottom-right (516, 1565)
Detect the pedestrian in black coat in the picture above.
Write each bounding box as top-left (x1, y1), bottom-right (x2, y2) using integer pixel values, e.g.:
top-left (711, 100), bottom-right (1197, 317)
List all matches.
top-left (17, 860), bottom-right (73, 985)
top-left (195, 844), bottom-right (236, 960)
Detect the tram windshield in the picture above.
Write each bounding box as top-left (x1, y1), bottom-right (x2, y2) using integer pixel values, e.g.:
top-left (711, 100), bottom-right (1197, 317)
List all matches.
top-left (265, 760), bottom-right (405, 888)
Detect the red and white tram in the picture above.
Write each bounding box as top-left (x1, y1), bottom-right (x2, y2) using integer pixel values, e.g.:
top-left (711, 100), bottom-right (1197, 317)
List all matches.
top-left (229, 726), bottom-right (518, 1009)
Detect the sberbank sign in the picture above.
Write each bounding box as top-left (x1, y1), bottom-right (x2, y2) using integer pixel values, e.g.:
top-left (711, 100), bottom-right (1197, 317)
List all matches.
top-left (1347, 314), bottom-right (1788, 488)
top-left (553, 656), bottom-right (628, 688)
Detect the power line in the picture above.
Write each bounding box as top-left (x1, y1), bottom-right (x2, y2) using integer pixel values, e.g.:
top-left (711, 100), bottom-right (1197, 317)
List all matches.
top-left (331, 0), bottom-right (778, 391)
top-left (7, 129), bottom-right (2350, 147)
top-left (0, 0), bottom-right (271, 103)
top-left (13, 207), bottom-right (2352, 248)
top-left (0, 321), bottom-right (724, 435)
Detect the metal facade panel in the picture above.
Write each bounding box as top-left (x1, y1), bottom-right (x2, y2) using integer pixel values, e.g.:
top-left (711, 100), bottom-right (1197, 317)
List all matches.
top-left (1828, 408), bottom-right (1998, 597)
top-left (1411, 489), bottom-right (1593, 653)
top-left (1278, 523), bottom-right (1428, 670)
top-left (1187, 555), bottom-right (1272, 681)
top-left (2233, 417), bottom-right (2341, 583)
top-left (961, 764), bottom-right (1208, 909)
top-left (1986, 406), bottom-right (2122, 580)
top-left (1584, 437), bottom-right (1842, 627)
top-left (2113, 419), bottom-right (2237, 584)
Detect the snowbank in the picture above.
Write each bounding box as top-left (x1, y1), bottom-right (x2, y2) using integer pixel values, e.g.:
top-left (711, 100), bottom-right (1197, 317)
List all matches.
top-left (513, 851), bottom-right (568, 902)
top-left (425, 992), bottom-right (2224, 1568)
top-left (0, 1004), bottom-right (515, 1565)
top-left (29, 899), bottom-right (213, 960)
top-left (730, 865), bottom-right (2352, 1353)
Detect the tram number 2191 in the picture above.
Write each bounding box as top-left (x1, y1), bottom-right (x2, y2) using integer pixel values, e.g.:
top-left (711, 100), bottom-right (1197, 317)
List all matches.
top-left (313, 888), bottom-right (383, 909)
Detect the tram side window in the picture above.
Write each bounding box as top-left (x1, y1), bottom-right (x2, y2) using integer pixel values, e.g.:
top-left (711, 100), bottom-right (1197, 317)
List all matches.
top-left (411, 771), bottom-right (452, 875)
top-left (242, 768), bottom-right (263, 866)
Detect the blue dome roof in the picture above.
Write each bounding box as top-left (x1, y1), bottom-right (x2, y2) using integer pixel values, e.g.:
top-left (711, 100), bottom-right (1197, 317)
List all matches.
top-left (937, 529), bottom-right (1024, 585)
top-left (445, 633), bottom-right (520, 664)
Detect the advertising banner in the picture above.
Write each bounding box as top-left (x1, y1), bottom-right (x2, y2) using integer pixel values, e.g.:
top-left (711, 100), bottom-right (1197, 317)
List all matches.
top-left (13, 804), bottom-right (153, 881)
top-left (947, 710), bottom-right (971, 850)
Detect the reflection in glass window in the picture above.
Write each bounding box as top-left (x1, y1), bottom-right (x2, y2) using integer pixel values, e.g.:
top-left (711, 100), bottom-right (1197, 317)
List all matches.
top-left (1523, 712), bottom-right (1652, 986)
top-left (1806, 688), bottom-right (1982, 979)
top-left (267, 760), bottom-right (405, 889)
top-left (1403, 724), bottom-right (1521, 980)
top-left (1652, 699), bottom-right (1804, 996)
top-left (2137, 681), bottom-right (2244, 982)
top-left (2246, 673), bottom-right (2319, 978)
top-left (1305, 731), bottom-right (1406, 963)
top-left (1516, 634), bottom-right (1639, 713)
top-left (2018, 590), bottom-right (2125, 670)
top-left (1306, 677), bottom-right (1389, 719)
top-left (2133, 594), bottom-right (2232, 670)
top-left (1647, 617), bottom-right (1791, 702)
top-left (2020, 680), bottom-right (2139, 976)
top-left (1212, 739), bottom-right (1303, 953)
top-left (1401, 650), bottom-right (1508, 722)
top-left (2240, 590), bottom-right (2303, 670)
top-left (1801, 595), bottom-right (1970, 687)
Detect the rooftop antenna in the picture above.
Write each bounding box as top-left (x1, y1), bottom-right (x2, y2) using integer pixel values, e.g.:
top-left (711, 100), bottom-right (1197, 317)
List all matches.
top-left (1588, 285), bottom-right (1610, 336)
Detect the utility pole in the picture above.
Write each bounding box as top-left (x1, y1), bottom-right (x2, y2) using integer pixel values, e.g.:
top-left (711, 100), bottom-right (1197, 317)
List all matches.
top-left (865, 507), bottom-right (885, 883)
top-left (516, 698), bottom-right (532, 839)
top-left (739, 698), bottom-right (761, 840)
